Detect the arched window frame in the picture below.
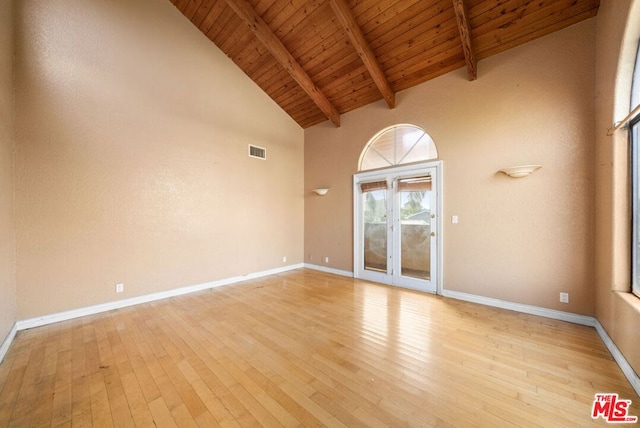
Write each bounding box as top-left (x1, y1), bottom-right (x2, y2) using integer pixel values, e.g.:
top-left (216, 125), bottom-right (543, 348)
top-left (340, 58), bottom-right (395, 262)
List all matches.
top-left (358, 124), bottom-right (438, 171)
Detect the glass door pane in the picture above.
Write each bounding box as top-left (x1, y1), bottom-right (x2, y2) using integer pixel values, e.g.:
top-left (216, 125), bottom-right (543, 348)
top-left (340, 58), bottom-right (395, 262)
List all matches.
top-left (398, 177), bottom-right (431, 280)
top-left (363, 189), bottom-right (387, 273)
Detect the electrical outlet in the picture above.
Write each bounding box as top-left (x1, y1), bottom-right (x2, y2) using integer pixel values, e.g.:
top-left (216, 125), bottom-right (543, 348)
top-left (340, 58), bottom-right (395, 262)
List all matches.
top-left (324, 256), bottom-right (329, 263)
top-left (116, 283), bottom-right (124, 293)
top-left (283, 256), bottom-right (287, 263)
top-left (559, 292), bottom-right (569, 303)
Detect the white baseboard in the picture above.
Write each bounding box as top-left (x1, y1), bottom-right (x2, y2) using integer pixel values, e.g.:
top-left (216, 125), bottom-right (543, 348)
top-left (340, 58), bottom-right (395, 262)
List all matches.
top-left (442, 289), bottom-right (596, 326)
top-left (304, 263), bottom-right (353, 278)
top-left (442, 289), bottom-right (640, 396)
top-left (594, 319), bottom-right (640, 397)
top-left (4, 267), bottom-right (640, 397)
top-left (16, 263), bottom-right (305, 331)
top-left (0, 322), bottom-right (17, 364)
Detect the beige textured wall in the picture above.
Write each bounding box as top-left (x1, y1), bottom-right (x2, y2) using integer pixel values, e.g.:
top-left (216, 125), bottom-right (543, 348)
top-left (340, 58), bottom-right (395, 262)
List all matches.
top-left (14, 0), bottom-right (303, 319)
top-left (594, 0), bottom-right (640, 374)
top-left (0, 0), bottom-right (16, 344)
top-left (306, 20), bottom-right (596, 315)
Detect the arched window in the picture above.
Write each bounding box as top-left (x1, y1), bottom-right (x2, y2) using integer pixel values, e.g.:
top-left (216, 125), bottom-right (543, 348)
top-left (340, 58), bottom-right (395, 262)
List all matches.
top-left (358, 124), bottom-right (438, 171)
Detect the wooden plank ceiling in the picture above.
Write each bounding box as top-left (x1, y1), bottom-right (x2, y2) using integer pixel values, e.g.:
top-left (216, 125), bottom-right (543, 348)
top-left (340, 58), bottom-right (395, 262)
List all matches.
top-left (170, 0), bottom-right (600, 128)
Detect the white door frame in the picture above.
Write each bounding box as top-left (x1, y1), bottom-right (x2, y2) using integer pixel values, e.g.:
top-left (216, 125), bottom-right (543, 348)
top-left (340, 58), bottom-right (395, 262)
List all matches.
top-left (353, 161), bottom-right (443, 294)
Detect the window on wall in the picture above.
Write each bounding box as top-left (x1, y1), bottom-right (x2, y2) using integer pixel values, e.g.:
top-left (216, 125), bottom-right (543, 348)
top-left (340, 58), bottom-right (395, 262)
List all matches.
top-left (631, 44), bottom-right (640, 298)
top-left (358, 124), bottom-right (438, 171)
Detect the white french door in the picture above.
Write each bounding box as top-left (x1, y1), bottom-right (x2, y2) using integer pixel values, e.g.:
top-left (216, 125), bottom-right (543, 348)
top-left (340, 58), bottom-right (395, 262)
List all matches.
top-left (354, 162), bottom-right (442, 293)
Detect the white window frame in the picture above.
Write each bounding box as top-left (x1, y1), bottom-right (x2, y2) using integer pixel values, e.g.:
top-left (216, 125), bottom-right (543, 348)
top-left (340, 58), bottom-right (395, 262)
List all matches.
top-left (630, 43), bottom-right (640, 298)
top-left (632, 115), bottom-right (640, 298)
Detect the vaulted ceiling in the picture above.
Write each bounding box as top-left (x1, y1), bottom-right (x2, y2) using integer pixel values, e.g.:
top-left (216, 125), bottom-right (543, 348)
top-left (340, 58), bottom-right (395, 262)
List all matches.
top-left (171, 0), bottom-right (600, 128)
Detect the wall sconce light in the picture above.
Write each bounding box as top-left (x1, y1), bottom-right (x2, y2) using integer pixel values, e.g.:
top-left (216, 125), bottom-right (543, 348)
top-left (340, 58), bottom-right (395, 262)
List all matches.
top-left (313, 188), bottom-right (330, 196)
top-left (498, 165), bottom-right (542, 178)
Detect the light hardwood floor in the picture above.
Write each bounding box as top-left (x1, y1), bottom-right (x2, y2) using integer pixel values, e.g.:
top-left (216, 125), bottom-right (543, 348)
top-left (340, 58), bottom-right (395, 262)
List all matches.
top-left (0, 269), bottom-right (638, 427)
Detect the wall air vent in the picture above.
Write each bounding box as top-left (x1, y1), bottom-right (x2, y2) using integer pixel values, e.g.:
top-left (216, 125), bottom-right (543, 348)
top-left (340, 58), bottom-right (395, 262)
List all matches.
top-left (249, 144), bottom-right (266, 160)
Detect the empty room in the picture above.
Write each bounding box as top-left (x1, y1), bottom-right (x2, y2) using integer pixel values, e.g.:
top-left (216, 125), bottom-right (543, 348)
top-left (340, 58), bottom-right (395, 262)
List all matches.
top-left (1, 0), bottom-right (640, 426)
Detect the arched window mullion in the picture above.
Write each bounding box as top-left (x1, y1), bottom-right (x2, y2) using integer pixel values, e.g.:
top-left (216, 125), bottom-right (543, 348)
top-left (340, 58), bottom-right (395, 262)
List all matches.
top-left (397, 132), bottom-right (427, 165)
top-left (371, 145), bottom-right (394, 167)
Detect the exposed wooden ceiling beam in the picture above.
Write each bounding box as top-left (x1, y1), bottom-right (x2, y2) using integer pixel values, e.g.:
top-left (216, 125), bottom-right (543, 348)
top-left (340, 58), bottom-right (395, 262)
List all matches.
top-left (452, 0), bottom-right (477, 81)
top-left (329, 0), bottom-right (395, 109)
top-left (222, 0), bottom-right (341, 127)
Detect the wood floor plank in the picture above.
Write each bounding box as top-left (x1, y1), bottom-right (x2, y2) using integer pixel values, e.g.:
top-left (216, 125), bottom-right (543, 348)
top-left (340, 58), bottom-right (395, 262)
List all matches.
top-left (88, 372), bottom-right (114, 427)
top-left (0, 365), bottom-right (25, 425)
top-left (0, 269), bottom-right (638, 427)
top-left (70, 369), bottom-right (92, 426)
top-left (6, 344), bottom-right (47, 426)
top-left (50, 348), bottom-right (73, 426)
top-left (148, 397), bottom-right (178, 428)
top-left (189, 379), bottom-right (235, 428)
top-left (119, 371), bottom-right (155, 427)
